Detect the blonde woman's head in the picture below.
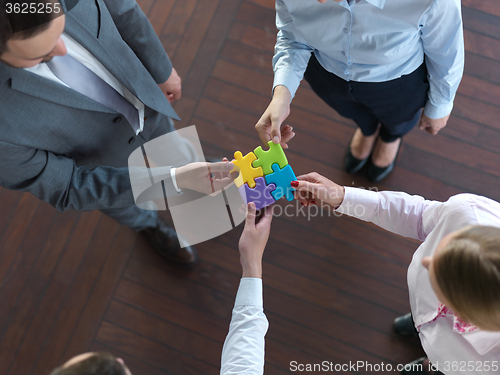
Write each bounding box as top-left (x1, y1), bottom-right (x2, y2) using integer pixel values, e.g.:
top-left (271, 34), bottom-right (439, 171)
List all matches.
top-left (422, 226), bottom-right (500, 331)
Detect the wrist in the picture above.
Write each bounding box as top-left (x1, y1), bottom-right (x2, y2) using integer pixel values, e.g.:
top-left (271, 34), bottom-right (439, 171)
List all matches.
top-left (174, 166), bottom-right (186, 190)
top-left (241, 260), bottom-right (263, 278)
top-left (273, 85), bottom-right (292, 103)
top-left (329, 186), bottom-right (345, 209)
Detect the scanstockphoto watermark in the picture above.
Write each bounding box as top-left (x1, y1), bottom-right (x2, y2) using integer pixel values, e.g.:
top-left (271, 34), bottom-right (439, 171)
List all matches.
top-left (259, 199), bottom-right (364, 220)
top-left (290, 360), bottom-right (423, 373)
top-left (254, 186), bottom-right (379, 220)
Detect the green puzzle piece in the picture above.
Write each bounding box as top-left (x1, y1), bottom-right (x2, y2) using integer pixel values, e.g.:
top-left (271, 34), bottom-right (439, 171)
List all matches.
top-left (252, 141), bottom-right (288, 175)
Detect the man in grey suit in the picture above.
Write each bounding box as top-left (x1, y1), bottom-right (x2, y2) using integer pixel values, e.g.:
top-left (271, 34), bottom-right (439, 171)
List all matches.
top-left (0, 0), bottom-right (199, 263)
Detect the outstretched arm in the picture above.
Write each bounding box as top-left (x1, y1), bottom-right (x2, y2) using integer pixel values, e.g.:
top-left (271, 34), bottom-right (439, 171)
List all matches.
top-left (220, 204), bottom-right (273, 375)
top-left (293, 172), bottom-right (439, 241)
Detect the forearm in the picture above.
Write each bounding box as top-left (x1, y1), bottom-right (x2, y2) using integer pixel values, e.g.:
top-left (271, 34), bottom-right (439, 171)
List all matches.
top-left (335, 187), bottom-right (435, 241)
top-left (102, 0), bottom-right (173, 84)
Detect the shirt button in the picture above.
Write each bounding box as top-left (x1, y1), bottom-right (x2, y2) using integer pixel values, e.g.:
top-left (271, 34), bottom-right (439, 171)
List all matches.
top-left (113, 116), bottom-right (122, 124)
top-left (343, 28), bottom-right (348, 34)
top-left (341, 51), bottom-right (346, 56)
top-left (128, 137), bottom-right (135, 144)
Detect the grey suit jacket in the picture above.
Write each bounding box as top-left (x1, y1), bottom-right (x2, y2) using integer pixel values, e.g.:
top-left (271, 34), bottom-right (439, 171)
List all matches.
top-left (0, 0), bottom-right (179, 211)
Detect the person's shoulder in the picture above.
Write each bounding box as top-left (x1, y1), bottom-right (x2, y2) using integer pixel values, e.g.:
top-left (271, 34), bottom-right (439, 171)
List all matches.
top-left (442, 193), bottom-right (500, 218)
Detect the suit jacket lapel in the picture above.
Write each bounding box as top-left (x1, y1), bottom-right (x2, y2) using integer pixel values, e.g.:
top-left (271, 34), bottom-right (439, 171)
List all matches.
top-left (64, 11), bottom-right (140, 98)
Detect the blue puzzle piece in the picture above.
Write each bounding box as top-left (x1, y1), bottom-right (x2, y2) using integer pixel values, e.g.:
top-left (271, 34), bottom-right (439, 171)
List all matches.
top-left (238, 177), bottom-right (276, 210)
top-left (264, 163), bottom-right (297, 202)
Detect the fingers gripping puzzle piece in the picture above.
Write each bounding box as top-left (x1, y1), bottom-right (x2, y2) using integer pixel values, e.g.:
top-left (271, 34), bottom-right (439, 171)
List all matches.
top-left (238, 177), bottom-right (276, 210)
top-left (231, 151), bottom-right (264, 188)
top-left (252, 141), bottom-right (288, 175)
top-left (264, 164), bottom-right (297, 201)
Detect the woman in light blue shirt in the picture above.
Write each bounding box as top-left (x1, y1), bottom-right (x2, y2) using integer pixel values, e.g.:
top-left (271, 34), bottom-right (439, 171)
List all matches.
top-left (256, 0), bottom-right (464, 182)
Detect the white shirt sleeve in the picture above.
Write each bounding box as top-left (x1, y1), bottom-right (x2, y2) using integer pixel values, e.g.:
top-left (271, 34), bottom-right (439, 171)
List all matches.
top-left (335, 187), bottom-right (440, 241)
top-left (220, 278), bottom-right (269, 375)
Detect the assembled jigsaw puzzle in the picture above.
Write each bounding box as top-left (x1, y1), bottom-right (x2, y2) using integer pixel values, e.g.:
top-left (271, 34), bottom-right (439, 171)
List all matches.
top-left (231, 141), bottom-right (297, 209)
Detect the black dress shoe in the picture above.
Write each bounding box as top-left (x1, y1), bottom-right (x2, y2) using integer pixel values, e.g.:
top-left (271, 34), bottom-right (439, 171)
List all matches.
top-left (393, 313), bottom-right (419, 337)
top-left (141, 217), bottom-right (198, 264)
top-left (344, 146), bottom-right (369, 174)
top-left (401, 357), bottom-right (444, 375)
top-left (367, 138), bottom-right (401, 182)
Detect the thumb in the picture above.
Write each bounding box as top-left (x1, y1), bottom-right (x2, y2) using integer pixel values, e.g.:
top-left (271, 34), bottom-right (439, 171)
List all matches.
top-left (244, 202), bottom-right (256, 229)
top-left (270, 120), bottom-right (282, 144)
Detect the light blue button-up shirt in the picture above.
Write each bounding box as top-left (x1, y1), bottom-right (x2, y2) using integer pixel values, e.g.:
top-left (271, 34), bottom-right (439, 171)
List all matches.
top-left (273, 0), bottom-right (464, 119)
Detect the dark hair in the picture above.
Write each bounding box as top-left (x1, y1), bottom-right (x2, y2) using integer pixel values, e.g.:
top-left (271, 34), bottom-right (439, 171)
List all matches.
top-left (49, 352), bottom-right (127, 375)
top-left (0, 0), bottom-right (63, 56)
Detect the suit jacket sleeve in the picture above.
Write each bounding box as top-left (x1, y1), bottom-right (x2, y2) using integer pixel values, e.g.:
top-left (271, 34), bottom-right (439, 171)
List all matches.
top-left (101, 0), bottom-right (173, 84)
top-left (0, 140), bottom-right (141, 212)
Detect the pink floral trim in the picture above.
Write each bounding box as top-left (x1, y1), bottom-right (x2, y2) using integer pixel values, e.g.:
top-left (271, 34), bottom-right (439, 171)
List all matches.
top-left (430, 303), bottom-right (479, 333)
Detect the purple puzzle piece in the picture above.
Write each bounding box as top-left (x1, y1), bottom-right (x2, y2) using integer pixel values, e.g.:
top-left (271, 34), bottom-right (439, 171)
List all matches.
top-left (238, 177), bottom-right (276, 210)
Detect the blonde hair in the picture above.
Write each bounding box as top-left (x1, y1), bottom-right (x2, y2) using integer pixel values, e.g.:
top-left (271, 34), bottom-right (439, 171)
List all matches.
top-left (434, 225), bottom-right (500, 331)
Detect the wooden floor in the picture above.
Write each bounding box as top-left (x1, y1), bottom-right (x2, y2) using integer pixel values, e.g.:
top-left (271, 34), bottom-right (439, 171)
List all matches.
top-left (1, 1), bottom-right (500, 374)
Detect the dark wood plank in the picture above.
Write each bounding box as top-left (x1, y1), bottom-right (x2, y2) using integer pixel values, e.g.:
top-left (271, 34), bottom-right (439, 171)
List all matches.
top-left (29, 214), bottom-right (120, 374)
top-left (236, 1), bottom-right (275, 30)
top-left (0, 210), bottom-right (97, 375)
top-left (459, 74), bottom-right (500, 108)
top-left (105, 300), bottom-right (222, 366)
top-left (465, 53), bottom-right (500, 85)
top-left (147, 0), bottom-right (176, 36)
top-left (220, 39), bottom-right (274, 75)
top-left (169, 0), bottom-right (222, 81)
top-left (462, 0), bottom-right (500, 18)
top-left (182, 0), bottom-right (245, 99)
top-left (158, 0), bottom-right (198, 58)
top-left (464, 29), bottom-right (500, 62)
top-left (452, 94), bottom-right (500, 131)
top-left (463, 6), bottom-right (500, 40)
top-left (0, 194), bottom-right (40, 286)
top-left (0, 188), bottom-right (23, 244)
top-left (246, 0), bottom-right (275, 10)
top-left (136, 0), bottom-right (156, 17)
top-left (60, 227), bottom-right (139, 362)
top-left (95, 321), bottom-right (218, 375)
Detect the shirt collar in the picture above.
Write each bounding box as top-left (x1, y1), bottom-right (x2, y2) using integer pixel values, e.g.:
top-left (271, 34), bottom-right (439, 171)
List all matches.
top-left (363, 0), bottom-right (386, 9)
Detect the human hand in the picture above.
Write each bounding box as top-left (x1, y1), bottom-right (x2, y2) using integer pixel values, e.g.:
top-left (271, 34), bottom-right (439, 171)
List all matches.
top-left (255, 85), bottom-right (295, 149)
top-left (175, 159), bottom-right (235, 194)
top-left (418, 112), bottom-right (450, 135)
top-left (158, 67), bottom-right (182, 103)
top-left (238, 203), bottom-right (273, 278)
top-left (292, 172), bottom-right (345, 208)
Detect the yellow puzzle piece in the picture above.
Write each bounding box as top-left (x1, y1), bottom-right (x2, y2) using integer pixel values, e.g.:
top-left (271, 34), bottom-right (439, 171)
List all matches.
top-left (231, 151), bottom-right (264, 188)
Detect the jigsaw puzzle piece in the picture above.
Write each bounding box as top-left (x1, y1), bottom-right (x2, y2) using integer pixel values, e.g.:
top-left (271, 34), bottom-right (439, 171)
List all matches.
top-left (264, 163), bottom-right (297, 201)
top-left (252, 141), bottom-right (288, 175)
top-left (231, 151), bottom-right (264, 188)
top-left (238, 177), bottom-right (276, 210)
